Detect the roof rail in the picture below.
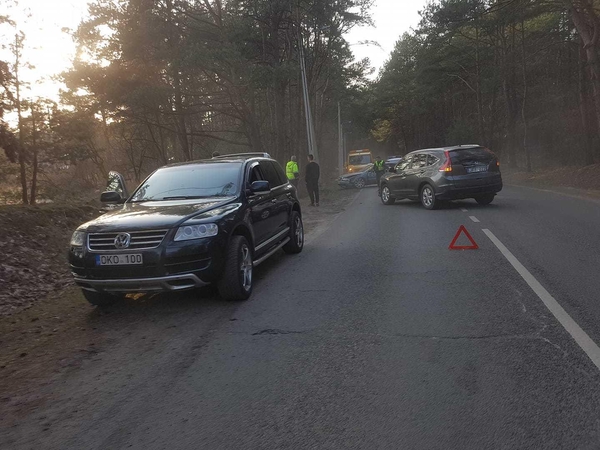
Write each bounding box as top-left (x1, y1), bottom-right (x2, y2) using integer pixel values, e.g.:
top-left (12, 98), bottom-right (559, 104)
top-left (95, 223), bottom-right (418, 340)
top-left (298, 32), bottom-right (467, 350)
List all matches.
top-left (212, 152), bottom-right (271, 159)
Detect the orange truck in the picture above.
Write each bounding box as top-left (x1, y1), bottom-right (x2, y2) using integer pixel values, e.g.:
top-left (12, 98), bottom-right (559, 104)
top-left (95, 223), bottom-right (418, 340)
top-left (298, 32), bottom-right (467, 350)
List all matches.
top-left (345, 149), bottom-right (373, 173)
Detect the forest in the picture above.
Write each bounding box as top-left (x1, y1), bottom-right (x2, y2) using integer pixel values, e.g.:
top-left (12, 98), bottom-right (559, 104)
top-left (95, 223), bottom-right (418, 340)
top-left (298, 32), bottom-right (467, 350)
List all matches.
top-left (365, 0), bottom-right (600, 171)
top-left (1, 0), bottom-right (599, 204)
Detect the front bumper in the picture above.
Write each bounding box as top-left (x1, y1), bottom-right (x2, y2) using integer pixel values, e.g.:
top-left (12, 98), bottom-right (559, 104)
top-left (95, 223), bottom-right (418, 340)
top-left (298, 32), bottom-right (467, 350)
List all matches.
top-left (74, 273), bottom-right (209, 293)
top-left (338, 177), bottom-right (357, 188)
top-left (69, 231), bottom-right (228, 293)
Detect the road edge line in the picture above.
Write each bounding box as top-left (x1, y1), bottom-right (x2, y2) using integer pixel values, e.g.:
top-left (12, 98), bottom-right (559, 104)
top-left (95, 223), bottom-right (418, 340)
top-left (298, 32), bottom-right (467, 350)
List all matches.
top-left (483, 228), bottom-right (600, 371)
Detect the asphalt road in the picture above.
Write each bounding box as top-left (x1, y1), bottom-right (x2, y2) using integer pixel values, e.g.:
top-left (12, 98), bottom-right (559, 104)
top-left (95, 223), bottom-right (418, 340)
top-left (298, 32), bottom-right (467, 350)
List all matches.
top-left (4, 185), bottom-right (600, 449)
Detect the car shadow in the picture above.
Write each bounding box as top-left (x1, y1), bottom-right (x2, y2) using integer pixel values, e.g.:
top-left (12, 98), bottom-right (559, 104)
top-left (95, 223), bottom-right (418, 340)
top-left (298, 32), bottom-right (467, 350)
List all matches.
top-left (85, 250), bottom-right (290, 321)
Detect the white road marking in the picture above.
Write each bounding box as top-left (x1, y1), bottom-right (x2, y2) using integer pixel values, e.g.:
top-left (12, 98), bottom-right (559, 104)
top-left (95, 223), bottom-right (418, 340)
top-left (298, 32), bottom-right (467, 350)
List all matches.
top-left (483, 229), bottom-right (600, 371)
top-left (461, 208), bottom-right (468, 212)
top-left (469, 216), bottom-right (480, 223)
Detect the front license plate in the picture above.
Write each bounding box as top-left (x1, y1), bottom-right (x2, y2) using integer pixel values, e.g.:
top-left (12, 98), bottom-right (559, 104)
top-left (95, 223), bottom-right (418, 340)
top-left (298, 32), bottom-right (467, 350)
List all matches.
top-left (466, 166), bottom-right (488, 173)
top-left (96, 254), bottom-right (143, 266)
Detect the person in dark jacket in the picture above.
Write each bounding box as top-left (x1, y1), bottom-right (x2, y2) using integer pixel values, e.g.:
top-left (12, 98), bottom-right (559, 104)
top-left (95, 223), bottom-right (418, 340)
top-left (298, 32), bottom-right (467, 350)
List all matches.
top-left (305, 154), bottom-right (320, 206)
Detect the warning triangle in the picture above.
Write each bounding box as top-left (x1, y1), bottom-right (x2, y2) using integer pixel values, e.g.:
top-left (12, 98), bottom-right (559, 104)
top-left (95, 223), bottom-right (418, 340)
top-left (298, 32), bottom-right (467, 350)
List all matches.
top-left (449, 225), bottom-right (479, 250)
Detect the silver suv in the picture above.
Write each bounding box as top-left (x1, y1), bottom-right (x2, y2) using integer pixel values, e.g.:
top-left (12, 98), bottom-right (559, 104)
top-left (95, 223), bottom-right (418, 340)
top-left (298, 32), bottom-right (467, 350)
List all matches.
top-left (379, 145), bottom-right (502, 209)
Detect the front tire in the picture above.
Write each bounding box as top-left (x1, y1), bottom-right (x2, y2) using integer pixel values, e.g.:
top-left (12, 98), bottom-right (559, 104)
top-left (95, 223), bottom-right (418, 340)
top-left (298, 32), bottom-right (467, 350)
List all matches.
top-left (421, 184), bottom-right (438, 210)
top-left (82, 290), bottom-right (121, 307)
top-left (354, 177), bottom-right (366, 189)
top-left (283, 211), bottom-right (304, 254)
top-left (475, 194), bottom-right (495, 205)
top-left (381, 185), bottom-right (395, 205)
top-left (218, 236), bottom-right (253, 301)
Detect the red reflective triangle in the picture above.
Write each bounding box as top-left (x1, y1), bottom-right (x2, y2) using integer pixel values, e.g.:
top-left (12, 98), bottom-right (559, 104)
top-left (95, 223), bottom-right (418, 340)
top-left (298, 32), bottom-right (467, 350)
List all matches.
top-left (449, 225), bottom-right (479, 250)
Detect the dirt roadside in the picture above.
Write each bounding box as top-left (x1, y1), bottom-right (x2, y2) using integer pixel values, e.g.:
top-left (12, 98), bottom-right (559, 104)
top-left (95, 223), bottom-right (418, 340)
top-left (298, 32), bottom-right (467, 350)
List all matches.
top-left (0, 184), bottom-right (360, 418)
top-left (503, 165), bottom-right (600, 199)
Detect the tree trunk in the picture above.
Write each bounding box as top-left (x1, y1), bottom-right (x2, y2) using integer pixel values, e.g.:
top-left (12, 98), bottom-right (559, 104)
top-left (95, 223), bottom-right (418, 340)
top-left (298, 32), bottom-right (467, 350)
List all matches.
top-left (475, 24), bottom-right (486, 144)
top-left (565, 0), bottom-right (600, 158)
top-left (14, 33), bottom-right (28, 204)
top-left (166, 0), bottom-right (190, 161)
top-left (579, 38), bottom-right (596, 165)
top-left (502, 24), bottom-right (519, 168)
top-left (521, 17), bottom-right (532, 172)
top-left (30, 105), bottom-right (38, 205)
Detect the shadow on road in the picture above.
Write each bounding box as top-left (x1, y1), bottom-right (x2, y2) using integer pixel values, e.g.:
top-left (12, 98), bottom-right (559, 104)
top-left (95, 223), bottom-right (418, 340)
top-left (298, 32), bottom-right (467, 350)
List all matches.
top-left (87, 251), bottom-right (289, 320)
top-left (385, 198), bottom-right (511, 211)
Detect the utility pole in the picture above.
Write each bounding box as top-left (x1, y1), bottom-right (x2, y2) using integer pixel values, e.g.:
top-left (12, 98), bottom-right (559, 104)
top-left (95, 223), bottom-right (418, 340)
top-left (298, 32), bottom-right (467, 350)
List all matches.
top-left (290, 1), bottom-right (319, 162)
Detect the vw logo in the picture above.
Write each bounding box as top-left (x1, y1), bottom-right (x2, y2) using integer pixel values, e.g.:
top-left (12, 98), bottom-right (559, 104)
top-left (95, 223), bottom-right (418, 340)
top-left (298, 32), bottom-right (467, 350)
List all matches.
top-left (114, 233), bottom-right (131, 249)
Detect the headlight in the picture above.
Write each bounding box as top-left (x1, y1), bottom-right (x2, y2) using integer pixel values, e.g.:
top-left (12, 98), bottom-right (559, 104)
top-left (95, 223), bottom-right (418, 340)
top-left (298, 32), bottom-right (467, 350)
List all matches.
top-left (340, 177), bottom-right (348, 181)
top-left (174, 223), bottom-right (219, 241)
top-left (70, 230), bottom-right (86, 246)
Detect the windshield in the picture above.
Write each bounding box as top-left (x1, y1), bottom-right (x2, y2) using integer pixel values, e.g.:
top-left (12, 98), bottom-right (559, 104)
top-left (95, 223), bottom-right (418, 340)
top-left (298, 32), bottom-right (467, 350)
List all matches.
top-left (130, 163), bottom-right (241, 202)
top-left (349, 155), bottom-right (371, 165)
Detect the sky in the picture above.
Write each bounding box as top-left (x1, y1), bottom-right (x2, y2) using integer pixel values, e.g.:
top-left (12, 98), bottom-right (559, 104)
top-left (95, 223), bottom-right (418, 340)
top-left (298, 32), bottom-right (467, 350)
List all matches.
top-left (346, 0), bottom-right (424, 78)
top-left (0, 0), bottom-right (88, 101)
top-left (0, 0), bottom-right (425, 102)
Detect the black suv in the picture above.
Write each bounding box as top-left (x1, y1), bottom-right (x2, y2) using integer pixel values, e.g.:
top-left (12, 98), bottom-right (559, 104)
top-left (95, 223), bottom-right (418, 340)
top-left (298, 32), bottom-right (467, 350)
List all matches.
top-left (69, 154), bottom-right (304, 305)
top-left (380, 145), bottom-right (502, 209)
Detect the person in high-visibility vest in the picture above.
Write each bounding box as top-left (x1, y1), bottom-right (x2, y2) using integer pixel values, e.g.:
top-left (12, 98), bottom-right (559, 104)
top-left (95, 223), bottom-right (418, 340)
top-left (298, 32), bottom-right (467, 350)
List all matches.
top-left (286, 156), bottom-right (300, 188)
top-left (374, 156), bottom-right (385, 197)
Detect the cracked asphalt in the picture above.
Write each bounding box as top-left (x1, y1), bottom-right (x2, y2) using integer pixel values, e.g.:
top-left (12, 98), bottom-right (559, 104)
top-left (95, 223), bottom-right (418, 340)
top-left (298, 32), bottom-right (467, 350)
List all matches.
top-left (3, 185), bottom-right (600, 449)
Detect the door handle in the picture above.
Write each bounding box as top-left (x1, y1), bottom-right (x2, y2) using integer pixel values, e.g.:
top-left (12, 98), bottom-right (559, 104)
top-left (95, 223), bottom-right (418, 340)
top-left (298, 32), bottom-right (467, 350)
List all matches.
top-left (271, 199), bottom-right (277, 203)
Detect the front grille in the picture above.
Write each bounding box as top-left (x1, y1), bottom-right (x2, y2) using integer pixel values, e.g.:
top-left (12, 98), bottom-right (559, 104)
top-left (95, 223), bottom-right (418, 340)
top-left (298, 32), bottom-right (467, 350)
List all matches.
top-left (88, 230), bottom-right (168, 251)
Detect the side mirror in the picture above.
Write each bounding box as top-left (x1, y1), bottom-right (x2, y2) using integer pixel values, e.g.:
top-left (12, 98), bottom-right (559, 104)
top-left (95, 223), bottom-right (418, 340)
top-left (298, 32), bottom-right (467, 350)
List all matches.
top-left (250, 180), bottom-right (270, 194)
top-left (101, 190), bottom-right (124, 204)
top-left (389, 167), bottom-right (397, 173)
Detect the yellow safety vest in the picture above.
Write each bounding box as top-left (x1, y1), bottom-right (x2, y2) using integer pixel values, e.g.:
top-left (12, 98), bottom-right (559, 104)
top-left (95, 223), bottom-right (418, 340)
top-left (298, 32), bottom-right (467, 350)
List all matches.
top-left (286, 161), bottom-right (299, 180)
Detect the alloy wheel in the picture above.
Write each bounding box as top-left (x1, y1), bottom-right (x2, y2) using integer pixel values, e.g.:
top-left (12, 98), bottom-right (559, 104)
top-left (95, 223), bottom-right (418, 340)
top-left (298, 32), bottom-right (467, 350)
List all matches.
top-left (240, 244), bottom-right (253, 292)
top-left (295, 216), bottom-right (304, 247)
top-left (382, 186), bottom-right (390, 203)
top-left (422, 186), bottom-right (434, 207)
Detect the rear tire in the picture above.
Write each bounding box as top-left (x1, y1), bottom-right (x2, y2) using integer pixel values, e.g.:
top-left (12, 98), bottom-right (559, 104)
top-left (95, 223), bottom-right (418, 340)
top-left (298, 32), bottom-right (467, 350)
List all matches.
top-left (475, 194), bottom-right (495, 205)
top-left (421, 184), bottom-right (438, 210)
top-left (283, 211), bottom-right (304, 254)
top-left (218, 236), bottom-right (253, 301)
top-left (82, 290), bottom-right (121, 307)
top-left (381, 185), bottom-right (395, 205)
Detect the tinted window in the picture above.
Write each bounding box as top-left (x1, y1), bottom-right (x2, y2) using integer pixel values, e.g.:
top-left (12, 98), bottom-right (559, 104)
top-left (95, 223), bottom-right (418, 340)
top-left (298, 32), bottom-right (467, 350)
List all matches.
top-left (107, 171), bottom-right (126, 196)
top-left (427, 154), bottom-right (439, 166)
top-left (450, 147), bottom-right (493, 165)
top-left (397, 156), bottom-right (412, 172)
top-left (130, 162), bottom-right (241, 201)
top-left (259, 161), bottom-right (284, 187)
top-left (248, 164), bottom-right (264, 184)
top-left (271, 161), bottom-right (289, 185)
top-left (412, 154), bottom-right (427, 169)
